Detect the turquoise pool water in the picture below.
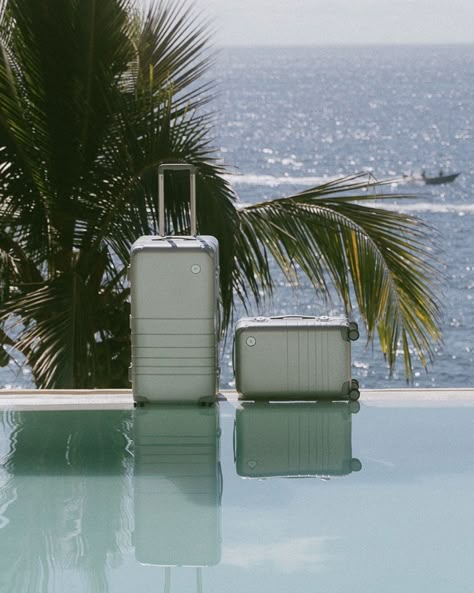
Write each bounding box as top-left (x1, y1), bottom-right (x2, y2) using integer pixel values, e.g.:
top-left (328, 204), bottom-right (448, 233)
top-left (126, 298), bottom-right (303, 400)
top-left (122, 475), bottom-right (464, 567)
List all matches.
top-left (0, 398), bottom-right (472, 593)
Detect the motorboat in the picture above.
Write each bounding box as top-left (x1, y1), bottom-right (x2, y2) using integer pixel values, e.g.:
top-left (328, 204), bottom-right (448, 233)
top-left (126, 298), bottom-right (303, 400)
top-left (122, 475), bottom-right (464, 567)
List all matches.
top-left (421, 171), bottom-right (460, 185)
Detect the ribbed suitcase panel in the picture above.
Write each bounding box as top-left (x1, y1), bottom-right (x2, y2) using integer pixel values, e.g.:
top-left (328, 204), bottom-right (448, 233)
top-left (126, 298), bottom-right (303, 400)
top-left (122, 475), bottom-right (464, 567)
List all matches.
top-left (133, 332), bottom-right (215, 348)
top-left (133, 375), bottom-right (217, 402)
top-left (130, 237), bottom-right (219, 402)
top-left (133, 357), bottom-right (214, 368)
top-left (235, 317), bottom-right (353, 399)
top-left (133, 318), bottom-right (215, 334)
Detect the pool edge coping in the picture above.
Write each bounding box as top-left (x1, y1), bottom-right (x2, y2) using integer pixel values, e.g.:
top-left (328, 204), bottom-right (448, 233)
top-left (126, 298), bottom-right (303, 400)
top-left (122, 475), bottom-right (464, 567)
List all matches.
top-left (0, 388), bottom-right (473, 410)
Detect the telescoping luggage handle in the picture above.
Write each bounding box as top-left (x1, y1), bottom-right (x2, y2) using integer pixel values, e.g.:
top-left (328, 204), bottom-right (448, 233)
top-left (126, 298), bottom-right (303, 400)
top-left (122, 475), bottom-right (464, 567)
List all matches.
top-left (158, 163), bottom-right (197, 237)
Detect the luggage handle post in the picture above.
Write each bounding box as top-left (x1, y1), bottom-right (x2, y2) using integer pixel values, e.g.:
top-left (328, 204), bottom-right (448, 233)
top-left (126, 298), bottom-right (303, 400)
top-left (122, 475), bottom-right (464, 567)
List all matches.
top-left (158, 163), bottom-right (197, 237)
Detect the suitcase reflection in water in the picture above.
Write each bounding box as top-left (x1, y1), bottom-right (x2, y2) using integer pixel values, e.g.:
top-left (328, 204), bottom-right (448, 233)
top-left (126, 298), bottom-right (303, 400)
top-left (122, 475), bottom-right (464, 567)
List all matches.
top-left (234, 401), bottom-right (362, 478)
top-left (234, 316), bottom-right (360, 401)
top-left (133, 405), bottom-right (222, 573)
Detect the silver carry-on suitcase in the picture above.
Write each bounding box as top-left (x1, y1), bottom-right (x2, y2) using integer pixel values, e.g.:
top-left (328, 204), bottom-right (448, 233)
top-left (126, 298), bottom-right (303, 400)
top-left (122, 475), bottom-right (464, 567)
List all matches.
top-left (234, 315), bottom-right (360, 400)
top-left (234, 401), bottom-right (361, 478)
top-left (129, 163), bottom-right (220, 404)
top-left (133, 405), bottom-right (222, 567)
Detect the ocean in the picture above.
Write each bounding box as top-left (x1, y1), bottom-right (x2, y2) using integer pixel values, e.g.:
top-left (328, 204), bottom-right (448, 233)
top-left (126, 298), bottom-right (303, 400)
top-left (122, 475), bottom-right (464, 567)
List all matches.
top-left (2, 45), bottom-right (473, 390)
top-left (213, 45), bottom-right (474, 390)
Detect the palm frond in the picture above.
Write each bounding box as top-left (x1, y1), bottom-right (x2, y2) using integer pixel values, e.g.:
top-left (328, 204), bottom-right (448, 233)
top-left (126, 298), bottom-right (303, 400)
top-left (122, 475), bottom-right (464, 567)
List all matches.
top-left (239, 176), bottom-right (442, 377)
top-left (0, 255), bottom-right (130, 388)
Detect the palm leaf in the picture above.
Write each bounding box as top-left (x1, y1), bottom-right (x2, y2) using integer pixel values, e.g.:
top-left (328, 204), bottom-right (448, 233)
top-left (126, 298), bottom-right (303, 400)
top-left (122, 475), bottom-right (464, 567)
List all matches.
top-left (238, 174), bottom-right (442, 377)
top-left (1, 253), bottom-right (130, 388)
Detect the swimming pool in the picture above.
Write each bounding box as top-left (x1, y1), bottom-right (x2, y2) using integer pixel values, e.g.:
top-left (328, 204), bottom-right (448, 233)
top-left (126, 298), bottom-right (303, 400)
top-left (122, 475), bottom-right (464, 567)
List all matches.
top-left (0, 392), bottom-right (472, 593)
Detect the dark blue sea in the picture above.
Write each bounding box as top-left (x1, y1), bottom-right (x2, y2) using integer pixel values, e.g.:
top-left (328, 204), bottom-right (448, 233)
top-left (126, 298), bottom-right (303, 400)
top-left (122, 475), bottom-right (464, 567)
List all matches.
top-left (213, 45), bottom-right (474, 390)
top-left (2, 46), bottom-right (473, 390)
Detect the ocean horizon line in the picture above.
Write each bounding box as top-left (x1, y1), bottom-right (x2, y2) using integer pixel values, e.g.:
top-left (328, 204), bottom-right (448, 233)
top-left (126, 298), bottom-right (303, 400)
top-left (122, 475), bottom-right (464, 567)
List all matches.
top-left (214, 42), bottom-right (474, 50)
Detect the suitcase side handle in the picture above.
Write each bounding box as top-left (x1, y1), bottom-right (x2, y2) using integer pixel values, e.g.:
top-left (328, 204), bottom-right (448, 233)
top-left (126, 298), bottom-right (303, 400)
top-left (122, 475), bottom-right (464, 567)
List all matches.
top-left (158, 162), bottom-right (197, 237)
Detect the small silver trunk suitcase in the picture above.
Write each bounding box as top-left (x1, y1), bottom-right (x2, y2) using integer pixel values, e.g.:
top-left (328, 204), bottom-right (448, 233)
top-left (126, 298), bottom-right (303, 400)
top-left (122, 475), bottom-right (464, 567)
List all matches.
top-left (133, 405), bottom-right (221, 567)
top-left (234, 401), bottom-right (361, 478)
top-left (234, 315), bottom-right (360, 400)
top-left (129, 164), bottom-right (220, 404)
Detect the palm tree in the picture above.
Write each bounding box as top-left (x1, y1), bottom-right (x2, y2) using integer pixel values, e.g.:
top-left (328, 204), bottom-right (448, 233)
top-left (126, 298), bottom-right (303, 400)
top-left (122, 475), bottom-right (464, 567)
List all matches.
top-left (0, 0), bottom-right (441, 388)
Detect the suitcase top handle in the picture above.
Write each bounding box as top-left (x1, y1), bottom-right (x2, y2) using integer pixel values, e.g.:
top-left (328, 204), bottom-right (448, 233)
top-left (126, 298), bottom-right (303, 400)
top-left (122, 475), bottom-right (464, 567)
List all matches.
top-left (269, 315), bottom-right (317, 320)
top-left (158, 163), bottom-right (197, 173)
top-left (245, 315), bottom-right (360, 340)
top-left (158, 163), bottom-right (197, 237)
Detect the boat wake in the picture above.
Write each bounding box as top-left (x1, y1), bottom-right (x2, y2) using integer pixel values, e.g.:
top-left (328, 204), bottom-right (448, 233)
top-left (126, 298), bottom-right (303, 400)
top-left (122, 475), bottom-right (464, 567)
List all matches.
top-left (235, 200), bottom-right (474, 214)
top-left (222, 173), bottom-right (336, 187)
top-left (225, 173), bottom-right (473, 214)
top-left (381, 203), bottom-right (474, 214)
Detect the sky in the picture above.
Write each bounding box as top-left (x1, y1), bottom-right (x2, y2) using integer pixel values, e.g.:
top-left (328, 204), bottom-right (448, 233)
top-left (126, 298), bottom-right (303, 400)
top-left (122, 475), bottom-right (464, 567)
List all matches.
top-left (201, 0), bottom-right (474, 46)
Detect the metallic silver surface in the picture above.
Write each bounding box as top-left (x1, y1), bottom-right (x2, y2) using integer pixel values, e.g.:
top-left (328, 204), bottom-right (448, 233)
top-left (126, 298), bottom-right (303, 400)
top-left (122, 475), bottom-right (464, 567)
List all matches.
top-left (234, 316), bottom-right (357, 400)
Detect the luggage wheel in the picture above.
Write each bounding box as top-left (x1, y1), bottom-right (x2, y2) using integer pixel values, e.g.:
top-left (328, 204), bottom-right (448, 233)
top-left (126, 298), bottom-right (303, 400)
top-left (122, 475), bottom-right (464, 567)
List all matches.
top-left (349, 379), bottom-right (360, 401)
top-left (348, 322), bottom-right (360, 341)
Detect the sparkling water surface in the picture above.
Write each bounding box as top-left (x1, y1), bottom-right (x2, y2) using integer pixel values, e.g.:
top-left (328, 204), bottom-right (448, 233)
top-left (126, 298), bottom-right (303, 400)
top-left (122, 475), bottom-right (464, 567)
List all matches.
top-left (0, 400), bottom-right (472, 593)
top-left (1, 46), bottom-right (473, 389)
top-left (211, 46), bottom-right (474, 390)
